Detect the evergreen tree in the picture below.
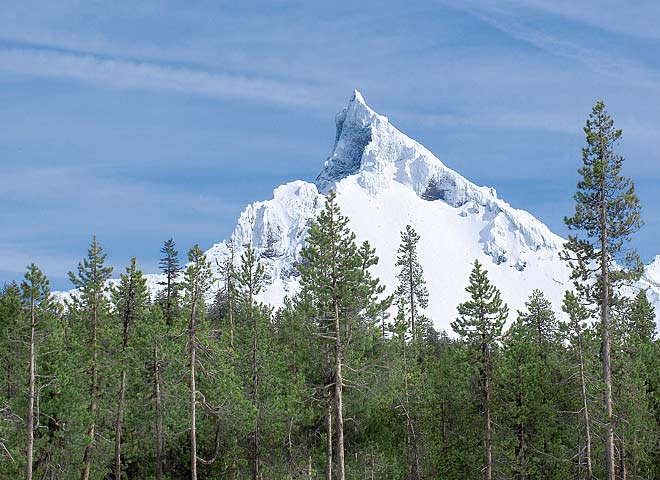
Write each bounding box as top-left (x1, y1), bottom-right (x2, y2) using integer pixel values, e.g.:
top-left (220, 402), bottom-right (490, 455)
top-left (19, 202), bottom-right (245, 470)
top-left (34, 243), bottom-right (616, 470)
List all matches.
top-left (0, 283), bottom-right (22, 402)
top-left (159, 238), bottom-right (181, 326)
top-left (182, 244), bottom-right (214, 480)
top-left (214, 239), bottom-right (237, 351)
top-left (394, 225), bottom-right (429, 343)
top-left (516, 289), bottom-right (560, 345)
top-left (111, 258), bottom-right (149, 480)
top-left (562, 101), bottom-right (643, 480)
top-left (0, 282), bottom-right (22, 469)
top-left (610, 292), bottom-right (657, 477)
top-left (389, 304), bottom-right (422, 479)
top-left (20, 264), bottom-right (52, 480)
top-left (68, 235), bottom-right (113, 480)
top-left (501, 290), bottom-right (570, 479)
top-left (296, 191), bottom-right (389, 480)
top-left (627, 290), bottom-right (656, 345)
top-left (233, 243), bottom-right (269, 479)
top-left (451, 260), bottom-right (508, 480)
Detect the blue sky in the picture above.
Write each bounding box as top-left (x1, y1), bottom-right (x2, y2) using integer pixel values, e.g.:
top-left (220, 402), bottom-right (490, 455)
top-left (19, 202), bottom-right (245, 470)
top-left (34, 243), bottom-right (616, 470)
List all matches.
top-left (1, 0), bottom-right (659, 290)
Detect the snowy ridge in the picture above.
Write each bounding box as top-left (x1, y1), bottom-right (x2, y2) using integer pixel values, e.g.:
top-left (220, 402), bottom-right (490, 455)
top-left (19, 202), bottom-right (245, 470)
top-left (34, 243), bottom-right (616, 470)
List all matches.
top-left (204, 181), bottom-right (323, 304)
top-left (640, 256), bottom-right (660, 308)
top-left (316, 90), bottom-right (564, 266)
top-left (56, 91), bottom-right (660, 332)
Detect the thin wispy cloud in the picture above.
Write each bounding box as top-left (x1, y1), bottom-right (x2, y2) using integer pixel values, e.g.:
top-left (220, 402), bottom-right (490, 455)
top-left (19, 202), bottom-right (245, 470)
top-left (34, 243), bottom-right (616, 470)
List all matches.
top-left (442, 1), bottom-right (660, 85)
top-left (0, 45), bottom-right (327, 108)
top-left (499, 0), bottom-right (660, 42)
top-left (392, 108), bottom-right (580, 135)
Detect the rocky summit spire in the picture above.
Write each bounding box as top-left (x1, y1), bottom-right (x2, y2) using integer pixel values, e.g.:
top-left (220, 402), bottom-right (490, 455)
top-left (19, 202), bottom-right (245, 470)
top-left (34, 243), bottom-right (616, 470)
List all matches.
top-left (315, 90), bottom-right (380, 192)
top-left (315, 90), bottom-right (493, 207)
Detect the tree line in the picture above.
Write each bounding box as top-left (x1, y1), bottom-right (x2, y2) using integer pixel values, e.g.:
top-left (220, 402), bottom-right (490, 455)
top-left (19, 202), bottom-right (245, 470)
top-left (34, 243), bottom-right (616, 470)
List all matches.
top-left (1, 102), bottom-right (658, 479)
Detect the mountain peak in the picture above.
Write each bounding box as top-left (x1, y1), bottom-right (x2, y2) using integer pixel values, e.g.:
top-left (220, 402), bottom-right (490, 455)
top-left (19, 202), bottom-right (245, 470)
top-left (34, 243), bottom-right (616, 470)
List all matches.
top-left (315, 90), bottom-right (380, 192)
top-left (351, 89), bottom-right (366, 106)
top-left (342, 89), bottom-right (380, 128)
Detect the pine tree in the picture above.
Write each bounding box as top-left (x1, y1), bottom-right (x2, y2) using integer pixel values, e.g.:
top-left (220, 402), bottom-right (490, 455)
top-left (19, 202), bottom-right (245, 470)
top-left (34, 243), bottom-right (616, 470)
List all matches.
top-left (0, 283), bottom-right (22, 473)
top-left (561, 101), bottom-right (643, 480)
top-left (516, 289), bottom-right (560, 345)
top-left (233, 243), bottom-right (269, 480)
top-left (68, 235), bottom-right (113, 480)
top-left (297, 191), bottom-right (389, 480)
top-left (389, 303), bottom-right (422, 480)
top-left (394, 225), bottom-right (429, 343)
top-left (159, 238), bottom-right (181, 326)
top-left (0, 282), bottom-right (22, 402)
top-left (216, 240), bottom-right (237, 351)
top-left (392, 225), bottom-right (429, 479)
top-left (451, 260), bottom-right (508, 480)
top-left (111, 258), bottom-right (149, 480)
top-left (20, 264), bottom-right (51, 480)
top-left (610, 292), bottom-right (657, 477)
top-left (502, 290), bottom-right (569, 479)
top-left (627, 290), bottom-right (655, 345)
top-left (182, 244), bottom-right (213, 480)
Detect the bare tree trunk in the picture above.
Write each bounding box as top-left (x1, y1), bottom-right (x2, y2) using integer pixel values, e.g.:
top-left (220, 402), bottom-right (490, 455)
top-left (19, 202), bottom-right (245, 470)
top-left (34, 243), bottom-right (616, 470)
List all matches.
top-left (618, 434), bottom-right (627, 480)
top-left (114, 273), bottom-right (135, 480)
top-left (575, 325), bottom-right (593, 480)
top-left (154, 338), bottom-right (164, 480)
top-left (409, 260), bottom-right (416, 342)
top-left (189, 301), bottom-right (198, 480)
top-left (334, 302), bottom-right (345, 480)
top-left (600, 180), bottom-right (616, 480)
top-left (325, 403), bottom-right (332, 480)
top-left (228, 275), bottom-right (235, 351)
top-left (81, 303), bottom-right (99, 480)
top-left (26, 295), bottom-right (36, 480)
top-left (402, 334), bottom-right (420, 480)
top-left (482, 345), bottom-right (493, 480)
top-left (114, 369), bottom-right (127, 480)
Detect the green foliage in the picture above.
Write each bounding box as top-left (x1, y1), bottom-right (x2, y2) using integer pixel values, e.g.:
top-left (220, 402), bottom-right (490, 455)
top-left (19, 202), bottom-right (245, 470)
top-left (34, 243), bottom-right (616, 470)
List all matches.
top-left (394, 225), bottom-right (429, 340)
top-left (500, 290), bottom-right (573, 479)
top-left (562, 100), bottom-right (643, 305)
top-left (627, 289), bottom-right (656, 344)
top-left (158, 238), bottom-right (181, 325)
top-left (452, 259), bottom-right (508, 347)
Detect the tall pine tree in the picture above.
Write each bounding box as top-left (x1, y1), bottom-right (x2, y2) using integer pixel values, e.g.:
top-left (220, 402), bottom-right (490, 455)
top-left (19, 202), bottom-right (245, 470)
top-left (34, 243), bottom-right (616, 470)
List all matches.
top-left (158, 238), bottom-right (181, 326)
top-left (561, 101), bottom-right (643, 480)
top-left (394, 225), bottom-right (429, 343)
top-left (451, 260), bottom-right (508, 480)
top-left (182, 244), bottom-right (213, 480)
top-left (111, 258), bottom-right (149, 480)
top-left (233, 243), bottom-right (269, 479)
top-left (68, 236), bottom-right (113, 480)
top-left (296, 191), bottom-right (389, 480)
top-left (20, 264), bottom-right (52, 480)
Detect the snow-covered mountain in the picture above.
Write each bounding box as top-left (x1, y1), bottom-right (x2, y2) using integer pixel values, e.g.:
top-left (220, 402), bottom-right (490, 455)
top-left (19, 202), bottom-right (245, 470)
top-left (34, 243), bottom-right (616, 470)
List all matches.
top-left (58, 90), bottom-right (660, 332)
top-left (197, 90), bottom-right (660, 331)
